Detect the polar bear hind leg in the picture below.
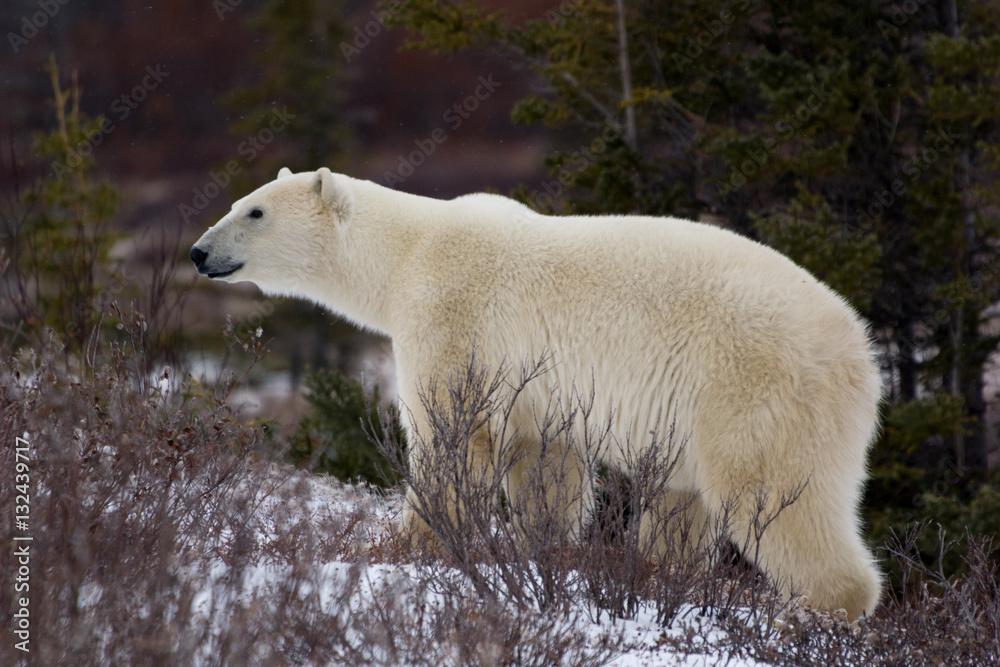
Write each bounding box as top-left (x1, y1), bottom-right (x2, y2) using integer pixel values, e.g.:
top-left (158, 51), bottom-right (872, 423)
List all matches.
top-left (694, 392), bottom-right (882, 619)
top-left (700, 476), bottom-right (882, 620)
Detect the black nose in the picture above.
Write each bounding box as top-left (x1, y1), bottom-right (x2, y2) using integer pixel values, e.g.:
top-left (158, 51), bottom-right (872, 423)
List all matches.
top-left (190, 246), bottom-right (208, 269)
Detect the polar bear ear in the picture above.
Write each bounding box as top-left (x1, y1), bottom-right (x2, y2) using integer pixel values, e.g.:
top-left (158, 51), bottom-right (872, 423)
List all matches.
top-left (314, 167), bottom-right (336, 206)
top-left (313, 167), bottom-right (353, 219)
top-left (277, 167), bottom-right (293, 180)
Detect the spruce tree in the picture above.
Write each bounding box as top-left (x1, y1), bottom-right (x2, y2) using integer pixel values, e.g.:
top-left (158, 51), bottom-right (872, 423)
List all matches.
top-left (3, 57), bottom-right (120, 364)
top-left (225, 0), bottom-right (350, 173)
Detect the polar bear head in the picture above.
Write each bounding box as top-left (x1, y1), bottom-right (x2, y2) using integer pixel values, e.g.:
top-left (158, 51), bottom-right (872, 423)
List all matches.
top-left (189, 167), bottom-right (354, 300)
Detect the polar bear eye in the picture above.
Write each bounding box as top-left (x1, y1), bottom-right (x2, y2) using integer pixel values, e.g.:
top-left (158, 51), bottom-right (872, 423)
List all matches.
top-left (248, 207), bottom-right (264, 219)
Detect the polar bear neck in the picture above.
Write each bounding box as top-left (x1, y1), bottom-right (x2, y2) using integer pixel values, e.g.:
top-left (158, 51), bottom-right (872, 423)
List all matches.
top-left (305, 178), bottom-right (433, 337)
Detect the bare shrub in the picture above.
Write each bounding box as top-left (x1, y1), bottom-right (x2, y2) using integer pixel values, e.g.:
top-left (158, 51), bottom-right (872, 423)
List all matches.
top-left (701, 483), bottom-right (808, 642)
top-left (720, 524), bottom-right (1000, 666)
top-left (196, 561), bottom-right (619, 667)
top-left (0, 313), bottom-right (624, 665)
top-left (120, 222), bottom-right (197, 374)
top-left (373, 350), bottom-right (587, 613)
top-left (869, 526), bottom-right (1000, 665)
top-left (374, 349), bottom-right (689, 619)
top-left (0, 326), bottom-right (267, 663)
top-left (577, 425), bottom-right (689, 624)
top-left (6, 262), bottom-right (997, 666)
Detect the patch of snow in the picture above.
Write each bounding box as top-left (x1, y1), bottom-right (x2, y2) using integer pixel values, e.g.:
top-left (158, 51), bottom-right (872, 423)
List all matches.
top-left (174, 470), bottom-right (771, 666)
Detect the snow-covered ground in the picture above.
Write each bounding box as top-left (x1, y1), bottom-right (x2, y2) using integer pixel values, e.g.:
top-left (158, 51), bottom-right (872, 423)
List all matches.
top-left (195, 471), bottom-right (773, 666)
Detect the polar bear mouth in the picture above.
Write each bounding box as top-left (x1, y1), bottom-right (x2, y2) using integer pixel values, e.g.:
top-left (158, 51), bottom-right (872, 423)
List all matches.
top-left (190, 245), bottom-right (244, 279)
top-left (208, 263), bottom-right (244, 279)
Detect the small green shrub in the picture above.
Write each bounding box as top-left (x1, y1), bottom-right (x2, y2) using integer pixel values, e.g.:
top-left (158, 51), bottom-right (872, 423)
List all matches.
top-left (3, 57), bottom-right (121, 360)
top-left (289, 366), bottom-right (405, 488)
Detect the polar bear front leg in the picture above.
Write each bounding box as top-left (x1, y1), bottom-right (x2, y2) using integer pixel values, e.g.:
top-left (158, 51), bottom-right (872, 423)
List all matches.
top-left (503, 435), bottom-right (595, 541)
top-left (398, 403), bottom-right (440, 542)
top-left (397, 395), bottom-right (497, 544)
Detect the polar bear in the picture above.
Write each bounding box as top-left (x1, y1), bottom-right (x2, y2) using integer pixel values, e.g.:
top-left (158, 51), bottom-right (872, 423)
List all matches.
top-left (190, 167), bottom-right (883, 618)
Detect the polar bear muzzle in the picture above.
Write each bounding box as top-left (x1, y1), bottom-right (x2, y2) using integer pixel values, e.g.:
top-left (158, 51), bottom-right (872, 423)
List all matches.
top-left (189, 245), bottom-right (243, 279)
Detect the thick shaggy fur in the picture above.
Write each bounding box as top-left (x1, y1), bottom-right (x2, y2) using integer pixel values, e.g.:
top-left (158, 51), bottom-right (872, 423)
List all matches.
top-left (191, 168), bottom-right (884, 618)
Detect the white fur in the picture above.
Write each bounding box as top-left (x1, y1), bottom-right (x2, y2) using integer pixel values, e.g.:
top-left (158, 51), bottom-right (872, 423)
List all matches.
top-left (192, 169), bottom-right (884, 618)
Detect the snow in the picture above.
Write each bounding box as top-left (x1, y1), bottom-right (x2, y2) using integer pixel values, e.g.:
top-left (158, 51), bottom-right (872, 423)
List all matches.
top-left (177, 470), bottom-right (772, 666)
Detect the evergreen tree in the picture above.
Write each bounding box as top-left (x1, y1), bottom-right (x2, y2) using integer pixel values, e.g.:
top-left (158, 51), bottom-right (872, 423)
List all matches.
top-left (705, 0), bottom-right (1000, 475)
top-left (290, 366), bottom-right (405, 488)
top-left (225, 0), bottom-right (350, 174)
top-left (2, 57), bottom-right (120, 364)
